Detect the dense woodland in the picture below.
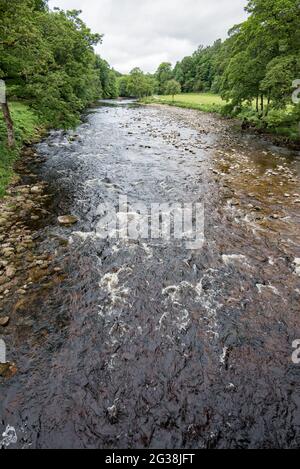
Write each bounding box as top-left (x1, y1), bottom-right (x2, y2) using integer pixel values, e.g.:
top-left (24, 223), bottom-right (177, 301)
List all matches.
top-left (0, 0), bottom-right (300, 149)
top-left (0, 0), bottom-right (118, 147)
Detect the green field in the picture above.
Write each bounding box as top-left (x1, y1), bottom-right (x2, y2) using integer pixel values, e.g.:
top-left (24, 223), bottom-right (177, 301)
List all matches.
top-left (143, 92), bottom-right (226, 113)
top-left (0, 102), bottom-right (41, 197)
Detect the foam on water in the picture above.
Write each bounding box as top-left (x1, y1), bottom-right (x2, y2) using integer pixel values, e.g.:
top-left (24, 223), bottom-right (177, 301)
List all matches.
top-left (98, 267), bottom-right (132, 316)
top-left (0, 425), bottom-right (17, 448)
top-left (256, 284), bottom-right (280, 295)
top-left (222, 254), bottom-right (248, 266)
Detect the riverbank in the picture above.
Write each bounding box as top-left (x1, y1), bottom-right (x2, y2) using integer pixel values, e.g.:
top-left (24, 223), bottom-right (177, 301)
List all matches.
top-left (0, 144), bottom-right (67, 378)
top-left (0, 102), bottom-right (45, 198)
top-left (141, 94), bottom-right (300, 148)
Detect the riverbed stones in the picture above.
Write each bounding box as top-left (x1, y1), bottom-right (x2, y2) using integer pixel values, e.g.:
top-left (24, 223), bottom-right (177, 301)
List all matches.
top-left (2, 248), bottom-right (14, 258)
top-left (0, 150), bottom-right (61, 314)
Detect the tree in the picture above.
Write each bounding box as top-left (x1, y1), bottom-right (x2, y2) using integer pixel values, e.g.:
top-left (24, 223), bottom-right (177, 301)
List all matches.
top-left (117, 75), bottom-right (129, 97)
top-left (95, 57), bottom-right (118, 98)
top-left (0, 0), bottom-right (48, 146)
top-left (125, 68), bottom-right (156, 98)
top-left (165, 79), bottom-right (181, 100)
top-left (155, 62), bottom-right (173, 94)
top-left (0, 1), bottom-right (104, 145)
top-left (220, 0), bottom-right (300, 116)
top-left (174, 56), bottom-right (195, 92)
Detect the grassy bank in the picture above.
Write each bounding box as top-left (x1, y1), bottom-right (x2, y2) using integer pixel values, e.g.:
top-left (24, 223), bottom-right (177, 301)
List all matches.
top-left (142, 93), bottom-right (226, 113)
top-left (0, 102), bottom-right (43, 197)
top-left (142, 93), bottom-right (300, 144)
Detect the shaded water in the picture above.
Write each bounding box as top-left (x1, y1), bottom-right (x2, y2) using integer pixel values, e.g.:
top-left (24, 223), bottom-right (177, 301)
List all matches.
top-left (0, 101), bottom-right (300, 448)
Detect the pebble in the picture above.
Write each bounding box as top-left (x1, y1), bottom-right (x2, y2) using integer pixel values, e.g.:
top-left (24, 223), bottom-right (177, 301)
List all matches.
top-left (5, 266), bottom-right (16, 279)
top-left (294, 258), bottom-right (300, 276)
top-left (0, 316), bottom-right (10, 327)
top-left (58, 215), bottom-right (78, 226)
top-left (30, 186), bottom-right (42, 194)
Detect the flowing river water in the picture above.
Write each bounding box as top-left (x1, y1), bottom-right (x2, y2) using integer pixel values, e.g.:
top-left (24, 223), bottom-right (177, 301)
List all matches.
top-left (0, 100), bottom-right (300, 448)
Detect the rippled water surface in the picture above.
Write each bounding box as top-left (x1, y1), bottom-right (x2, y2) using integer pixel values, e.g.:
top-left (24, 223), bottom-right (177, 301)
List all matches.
top-left (1, 101), bottom-right (300, 448)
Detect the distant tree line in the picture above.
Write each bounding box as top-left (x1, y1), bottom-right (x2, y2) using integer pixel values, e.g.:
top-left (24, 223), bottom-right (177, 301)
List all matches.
top-left (117, 68), bottom-right (157, 98)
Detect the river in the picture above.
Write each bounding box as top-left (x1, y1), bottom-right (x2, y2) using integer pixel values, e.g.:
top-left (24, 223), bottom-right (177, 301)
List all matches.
top-left (0, 100), bottom-right (300, 448)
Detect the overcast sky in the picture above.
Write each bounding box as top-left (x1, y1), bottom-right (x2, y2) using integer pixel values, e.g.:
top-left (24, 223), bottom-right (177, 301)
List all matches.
top-left (48, 0), bottom-right (248, 74)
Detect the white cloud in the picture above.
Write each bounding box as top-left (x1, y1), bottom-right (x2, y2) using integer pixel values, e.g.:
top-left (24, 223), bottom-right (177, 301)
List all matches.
top-left (48, 0), bottom-right (248, 73)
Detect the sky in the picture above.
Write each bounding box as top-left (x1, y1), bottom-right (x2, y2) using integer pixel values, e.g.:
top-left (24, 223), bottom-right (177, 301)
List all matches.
top-left (48, 0), bottom-right (248, 74)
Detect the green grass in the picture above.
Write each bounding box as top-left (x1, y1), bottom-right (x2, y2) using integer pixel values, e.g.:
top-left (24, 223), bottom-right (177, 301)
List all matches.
top-left (0, 102), bottom-right (42, 197)
top-left (142, 92), bottom-right (226, 113)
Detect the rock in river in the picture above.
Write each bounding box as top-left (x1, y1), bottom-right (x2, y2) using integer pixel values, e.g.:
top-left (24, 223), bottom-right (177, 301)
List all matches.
top-left (57, 215), bottom-right (78, 226)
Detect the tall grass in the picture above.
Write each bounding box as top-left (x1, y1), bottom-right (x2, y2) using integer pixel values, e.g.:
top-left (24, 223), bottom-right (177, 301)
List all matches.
top-left (0, 102), bottom-right (41, 197)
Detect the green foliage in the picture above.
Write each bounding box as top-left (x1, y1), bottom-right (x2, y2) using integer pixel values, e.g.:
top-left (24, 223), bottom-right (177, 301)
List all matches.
top-left (155, 62), bottom-right (173, 94)
top-left (95, 57), bottom-right (118, 99)
top-left (261, 55), bottom-right (300, 108)
top-left (117, 76), bottom-right (129, 97)
top-left (0, 1), bottom-right (103, 129)
top-left (174, 40), bottom-right (222, 93)
top-left (118, 69), bottom-right (157, 98)
top-left (150, 0), bottom-right (300, 141)
top-left (164, 80), bottom-right (181, 99)
top-left (220, 0), bottom-right (300, 110)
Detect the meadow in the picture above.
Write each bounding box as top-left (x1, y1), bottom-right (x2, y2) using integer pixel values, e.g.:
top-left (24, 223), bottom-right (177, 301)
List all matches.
top-left (145, 92), bottom-right (226, 113)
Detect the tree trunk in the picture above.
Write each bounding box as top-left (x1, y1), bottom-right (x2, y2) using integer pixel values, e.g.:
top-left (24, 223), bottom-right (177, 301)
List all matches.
top-left (265, 94), bottom-right (271, 116)
top-left (1, 102), bottom-right (15, 148)
top-left (260, 94), bottom-right (264, 115)
top-left (256, 95), bottom-right (259, 113)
